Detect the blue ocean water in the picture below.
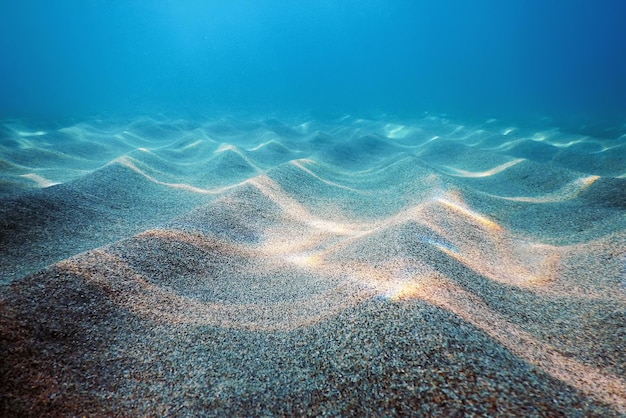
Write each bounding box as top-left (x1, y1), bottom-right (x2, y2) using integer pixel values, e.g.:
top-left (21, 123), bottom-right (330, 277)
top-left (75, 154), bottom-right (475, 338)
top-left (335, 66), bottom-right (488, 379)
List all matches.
top-left (3, 3), bottom-right (626, 415)
top-left (1, 0), bottom-right (625, 128)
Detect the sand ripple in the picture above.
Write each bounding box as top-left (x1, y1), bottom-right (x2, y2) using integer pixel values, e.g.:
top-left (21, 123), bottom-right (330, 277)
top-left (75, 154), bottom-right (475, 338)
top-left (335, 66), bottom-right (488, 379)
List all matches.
top-left (1, 115), bottom-right (625, 415)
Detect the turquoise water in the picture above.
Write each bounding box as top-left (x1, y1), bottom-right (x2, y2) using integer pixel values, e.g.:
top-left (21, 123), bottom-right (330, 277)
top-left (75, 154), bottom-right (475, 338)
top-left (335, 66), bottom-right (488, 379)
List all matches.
top-left (1, 1), bottom-right (625, 129)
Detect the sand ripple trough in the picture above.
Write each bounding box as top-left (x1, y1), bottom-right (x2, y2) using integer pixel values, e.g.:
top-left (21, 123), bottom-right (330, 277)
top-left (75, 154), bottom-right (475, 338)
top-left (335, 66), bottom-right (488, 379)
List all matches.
top-left (1, 115), bottom-right (625, 416)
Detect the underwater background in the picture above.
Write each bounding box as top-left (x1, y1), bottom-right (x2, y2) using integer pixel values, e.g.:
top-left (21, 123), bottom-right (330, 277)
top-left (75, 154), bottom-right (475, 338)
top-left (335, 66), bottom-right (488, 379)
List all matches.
top-left (2, 1), bottom-right (626, 416)
top-left (1, 0), bottom-right (626, 129)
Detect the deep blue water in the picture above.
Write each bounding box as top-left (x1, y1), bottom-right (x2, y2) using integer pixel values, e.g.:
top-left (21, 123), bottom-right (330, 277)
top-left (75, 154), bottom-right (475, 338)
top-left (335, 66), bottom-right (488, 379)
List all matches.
top-left (1, 0), bottom-right (625, 128)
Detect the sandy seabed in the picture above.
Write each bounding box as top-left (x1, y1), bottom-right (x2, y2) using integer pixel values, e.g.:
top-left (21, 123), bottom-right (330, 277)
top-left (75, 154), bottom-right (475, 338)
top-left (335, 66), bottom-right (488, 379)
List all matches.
top-left (1, 115), bottom-right (625, 416)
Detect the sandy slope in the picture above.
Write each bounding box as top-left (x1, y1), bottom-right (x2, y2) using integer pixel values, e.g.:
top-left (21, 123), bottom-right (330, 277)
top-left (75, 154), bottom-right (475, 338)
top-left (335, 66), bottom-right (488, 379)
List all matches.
top-left (1, 115), bottom-right (625, 416)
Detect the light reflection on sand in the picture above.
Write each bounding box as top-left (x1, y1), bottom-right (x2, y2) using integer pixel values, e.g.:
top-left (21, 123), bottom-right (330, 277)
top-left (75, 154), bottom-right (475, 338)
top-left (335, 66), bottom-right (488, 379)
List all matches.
top-left (440, 158), bottom-right (524, 178)
top-left (53, 189), bottom-right (626, 411)
top-left (3, 115), bottom-right (625, 414)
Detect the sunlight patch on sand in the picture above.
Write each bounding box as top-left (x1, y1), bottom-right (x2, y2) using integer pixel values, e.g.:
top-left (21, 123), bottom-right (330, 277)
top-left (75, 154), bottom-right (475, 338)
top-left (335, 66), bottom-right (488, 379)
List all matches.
top-left (118, 130), bottom-right (148, 141)
top-left (434, 241), bottom-right (560, 288)
top-left (182, 139), bottom-right (205, 150)
top-left (295, 121), bottom-right (312, 133)
top-left (384, 123), bottom-right (413, 139)
top-left (245, 139), bottom-right (293, 153)
top-left (383, 280), bottom-right (427, 301)
top-left (290, 159), bottom-right (363, 192)
top-left (19, 173), bottom-right (60, 188)
top-left (54, 222), bottom-right (622, 412)
top-left (435, 192), bottom-right (503, 231)
top-left (250, 175), bottom-right (369, 235)
top-left (550, 138), bottom-right (586, 148)
top-left (440, 158), bottom-right (524, 178)
top-left (3, 122), bottom-right (47, 137)
top-left (114, 155), bottom-right (236, 194)
top-left (283, 252), bottom-right (323, 268)
top-left (490, 175), bottom-right (600, 203)
top-left (481, 137), bottom-right (526, 151)
top-left (502, 127), bottom-right (517, 135)
top-left (414, 279), bottom-right (626, 415)
top-left (214, 143), bottom-right (264, 171)
top-left (56, 248), bottom-right (372, 332)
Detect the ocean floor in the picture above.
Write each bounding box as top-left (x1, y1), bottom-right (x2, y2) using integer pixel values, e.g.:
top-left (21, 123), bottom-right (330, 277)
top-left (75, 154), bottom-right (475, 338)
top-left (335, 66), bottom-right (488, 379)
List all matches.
top-left (1, 115), bottom-right (625, 416)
